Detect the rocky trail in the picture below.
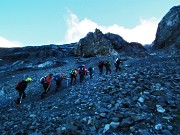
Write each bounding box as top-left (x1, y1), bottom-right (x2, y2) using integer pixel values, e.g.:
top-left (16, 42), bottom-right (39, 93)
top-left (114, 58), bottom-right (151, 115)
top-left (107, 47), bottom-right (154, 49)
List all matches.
top-left (0, 52), bottom-right (180, 135)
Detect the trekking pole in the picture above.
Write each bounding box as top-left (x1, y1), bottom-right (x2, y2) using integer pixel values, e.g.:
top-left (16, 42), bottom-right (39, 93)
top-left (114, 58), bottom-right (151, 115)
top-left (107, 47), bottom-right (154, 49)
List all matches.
top-left (19, 94), bottom-right (23, 104)
top-left (66, 79), bottom-right (69, 87)
top-left (45, 84), bottom-right (50, 93)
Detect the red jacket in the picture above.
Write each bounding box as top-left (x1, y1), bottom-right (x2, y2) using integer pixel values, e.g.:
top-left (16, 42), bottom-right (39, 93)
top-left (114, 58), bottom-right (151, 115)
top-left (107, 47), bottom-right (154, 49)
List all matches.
top-left (45, 75), bottom-right (52, 85)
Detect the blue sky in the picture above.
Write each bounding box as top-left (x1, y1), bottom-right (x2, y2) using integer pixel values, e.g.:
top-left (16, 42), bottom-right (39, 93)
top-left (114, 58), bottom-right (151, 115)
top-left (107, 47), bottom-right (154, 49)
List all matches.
top-left (0, 0), bottom-right (179, 47)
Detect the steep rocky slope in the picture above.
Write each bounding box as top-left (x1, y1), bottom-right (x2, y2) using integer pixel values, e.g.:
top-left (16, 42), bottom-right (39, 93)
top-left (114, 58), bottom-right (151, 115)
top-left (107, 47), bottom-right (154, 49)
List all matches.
top-left (0, 51), bottom-right (179, 135)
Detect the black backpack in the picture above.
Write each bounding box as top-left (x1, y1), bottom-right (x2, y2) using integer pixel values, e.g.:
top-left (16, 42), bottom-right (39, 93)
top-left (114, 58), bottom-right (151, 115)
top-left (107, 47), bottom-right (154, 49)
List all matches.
top-left (40, 76), bottom-right (46, 84)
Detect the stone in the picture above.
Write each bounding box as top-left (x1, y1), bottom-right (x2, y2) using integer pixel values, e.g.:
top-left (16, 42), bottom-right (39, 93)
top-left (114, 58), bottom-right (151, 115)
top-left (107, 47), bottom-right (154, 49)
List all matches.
top-left (138, 97), bottom-right (144, 103)
top-left (167, 125), bottom-right (173, 130)
top-left (99, 108), bottom-right (109, 113)
top-left (155, 124), bottom-right (163, 130)
top-left (103, 124), bottom-right (110, 133)
top-left (162, 130), bottom-right (172, 135)
top-left (120, 117), bottom-right (134, 127)
top-left (100, 113), bottom-right (107, 117)
top-left (156, 105), bottom-right (166, 113)
top-left (137, 129), bottom-right (151, 135)
top-left (110, 122), bottom-right (120, 129)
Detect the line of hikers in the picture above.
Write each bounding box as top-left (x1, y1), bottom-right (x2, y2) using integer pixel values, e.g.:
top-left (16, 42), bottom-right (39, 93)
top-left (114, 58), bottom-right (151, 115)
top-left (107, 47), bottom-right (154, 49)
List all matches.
top-left (14, 58), bottom-right (123, 105)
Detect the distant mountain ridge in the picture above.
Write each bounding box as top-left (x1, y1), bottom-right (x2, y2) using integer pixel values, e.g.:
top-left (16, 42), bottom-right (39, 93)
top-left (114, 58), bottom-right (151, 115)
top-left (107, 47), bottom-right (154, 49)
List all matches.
top-left (1, 5), bottom-right (180, 61)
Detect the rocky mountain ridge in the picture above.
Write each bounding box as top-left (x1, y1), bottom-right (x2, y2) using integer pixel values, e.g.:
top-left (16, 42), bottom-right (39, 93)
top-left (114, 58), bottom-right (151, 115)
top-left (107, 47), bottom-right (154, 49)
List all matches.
top-left (75, 29), bottom-right (146, 57)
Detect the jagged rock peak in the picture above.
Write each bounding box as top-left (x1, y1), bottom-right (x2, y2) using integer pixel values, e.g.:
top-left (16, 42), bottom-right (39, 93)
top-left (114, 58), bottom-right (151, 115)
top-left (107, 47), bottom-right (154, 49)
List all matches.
top-left (153, 5), bottom-right (180, 50)
top-left (74, 28), bottom-right (146, 57)
top-left (95, 28), bottom-right (103, 34)
top-left (74, 29), bottom-right (114, 57)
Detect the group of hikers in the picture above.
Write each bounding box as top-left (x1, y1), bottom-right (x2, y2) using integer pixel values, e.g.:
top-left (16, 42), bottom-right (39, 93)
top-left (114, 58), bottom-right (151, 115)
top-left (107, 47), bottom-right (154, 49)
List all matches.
top-left (14, 58), bottom-right (123, 105)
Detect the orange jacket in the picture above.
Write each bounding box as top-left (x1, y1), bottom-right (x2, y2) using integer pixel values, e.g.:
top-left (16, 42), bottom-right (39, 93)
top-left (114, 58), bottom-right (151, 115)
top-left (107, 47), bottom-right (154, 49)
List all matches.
top-left (45, 75), bottom-right (52, 85)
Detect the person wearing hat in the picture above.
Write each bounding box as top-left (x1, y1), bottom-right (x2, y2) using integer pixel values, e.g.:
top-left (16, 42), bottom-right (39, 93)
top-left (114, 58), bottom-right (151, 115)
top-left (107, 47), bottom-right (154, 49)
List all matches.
top-left (15, 77), bottom-right (32, 105)
top-left (54, 73), bottom-right (66, 92)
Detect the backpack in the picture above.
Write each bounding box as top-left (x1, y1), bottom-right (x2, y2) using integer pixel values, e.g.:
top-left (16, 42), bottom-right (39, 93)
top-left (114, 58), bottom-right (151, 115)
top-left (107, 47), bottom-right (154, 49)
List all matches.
top-left (98, 61), bottom-right (104, 67)
top-left (16, 81), bottom-right (22, 90)
top-left (88, 67), bottom-right (94, 72)
top-left (78, 66), bottom-right (87, 74)
top-left (54, 75), bottom-right (59, 81)
top-left (40, 76), bottom-right (46, 84)
top-left (70, 70), bottom-right (77, 75)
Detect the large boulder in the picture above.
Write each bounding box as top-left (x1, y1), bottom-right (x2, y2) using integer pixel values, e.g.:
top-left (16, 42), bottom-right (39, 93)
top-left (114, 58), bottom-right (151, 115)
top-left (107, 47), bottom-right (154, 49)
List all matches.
top-left (153, 5), bottom-right (180, 49)
top-left (74, 29), bottom-right (114, 57)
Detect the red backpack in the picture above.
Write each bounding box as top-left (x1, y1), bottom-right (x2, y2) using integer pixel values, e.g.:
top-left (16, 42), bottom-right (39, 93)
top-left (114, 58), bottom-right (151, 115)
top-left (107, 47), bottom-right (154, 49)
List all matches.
top-left (16, 81), bottom-right (22, 90)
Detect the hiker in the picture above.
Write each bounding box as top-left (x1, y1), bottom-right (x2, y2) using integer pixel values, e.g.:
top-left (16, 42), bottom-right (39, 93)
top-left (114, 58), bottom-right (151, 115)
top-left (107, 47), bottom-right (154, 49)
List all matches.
top-left (54, 73), bottom-right (66, 92)
top-left (70, 69), bottom-right (78, 85)
top-left (78, 65), bottom-right (87, 83)
top-left (15, 77), bottom-right (32, 105)
top-left (114, 58), bottom-right (122, 72)
top-left (104, 61), bottom-right (111, 75)
top-left (88, 67), bottom-right (95, 78)
top-left (98, 61), bottom-right (104, 75)
top-left (40, 73), bottom-right (53, 98)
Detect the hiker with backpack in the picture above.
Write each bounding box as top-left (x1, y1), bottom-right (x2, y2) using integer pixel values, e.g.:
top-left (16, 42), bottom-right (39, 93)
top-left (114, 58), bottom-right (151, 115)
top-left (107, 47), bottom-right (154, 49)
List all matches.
top-left (104, 61), bottom-right (111, 75)
top-left (98, 61), bottom-right (104, 75)
top-left (70, 69), bottom-right (78, 85)
top-left (114, 58), bottom-right (122, 72)
top-left (15, 77), bottom-right (32, 105)
top-left (40, 73), bottom-right (53, 99)
top-left (88, 67), bottom-right (95, 78)
top-left (78, 65), bottom-right (87, 83)
top-left (54, 73), bottom-right (66, 92)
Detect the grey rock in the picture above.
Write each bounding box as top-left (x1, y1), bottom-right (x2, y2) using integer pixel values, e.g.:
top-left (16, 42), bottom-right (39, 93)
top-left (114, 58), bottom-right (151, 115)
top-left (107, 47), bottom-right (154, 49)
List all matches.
top-left (153, 5), bottom-right (180, 50)
top-left (120, 117), bottom-right (134, 127)
top-left (162, 130), bottom-right (172, 135)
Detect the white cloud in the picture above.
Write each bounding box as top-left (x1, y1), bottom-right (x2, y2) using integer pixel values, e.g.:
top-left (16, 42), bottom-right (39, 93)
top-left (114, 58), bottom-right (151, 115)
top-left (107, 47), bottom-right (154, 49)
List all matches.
top-left (64, 11), bottom-right (159, 45)
top-left (0, 36), bottom-right (22, 48)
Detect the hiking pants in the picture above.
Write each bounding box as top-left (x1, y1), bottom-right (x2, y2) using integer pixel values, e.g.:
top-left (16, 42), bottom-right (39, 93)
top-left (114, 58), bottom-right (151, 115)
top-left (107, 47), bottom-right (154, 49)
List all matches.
top-left (16, 91), bottom-right (26, 104)
top-left (89, 71), bottom-right (93, 78)
top-left (115, 65), bottom-right (120, 72)
top-left (79, 73), bottom-right (85, 83)
top-left (106, 67), bottom-right (111, 75)
top-left (70, 74), bottom-right (76, 85)
top-left (55, 81), bottom-right (62, 92)
top-left (43, 83), bottom-right (50, 93)
top-left (98, 66), bottom-right (103, 75)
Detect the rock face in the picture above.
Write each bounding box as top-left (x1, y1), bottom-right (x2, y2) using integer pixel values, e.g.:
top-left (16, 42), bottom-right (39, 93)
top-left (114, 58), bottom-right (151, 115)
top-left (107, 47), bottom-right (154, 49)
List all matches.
top-left (105, 33), bottom-right (128, 50)
top-left (153, 5), bottom-right (180, 49)
top-left (75, 29), bottom-right (146, 57)
top-left (105, 34), bottom-right (146, 53)
top-left (75, 29), bottom-right (114, 57)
